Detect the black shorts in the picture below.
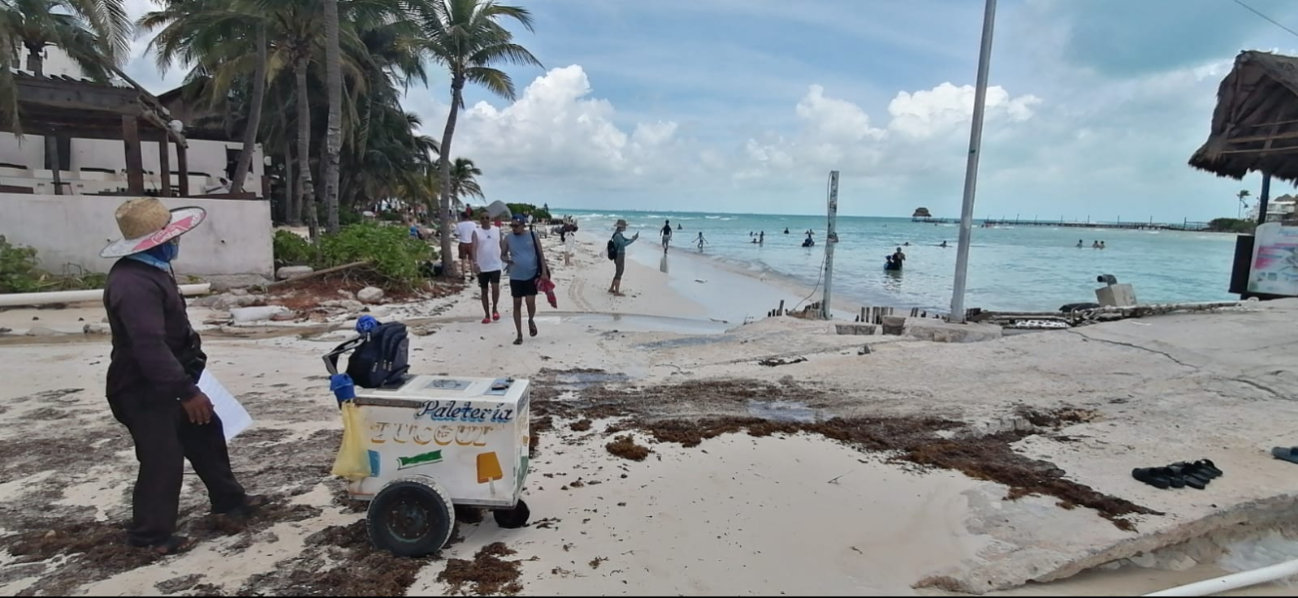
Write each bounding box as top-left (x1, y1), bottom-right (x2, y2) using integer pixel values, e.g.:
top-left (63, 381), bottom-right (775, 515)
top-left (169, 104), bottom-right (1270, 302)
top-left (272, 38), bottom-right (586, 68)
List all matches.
top-left (510, 278), bottom-right (538, 297)
top-left (477, 270), bottom-right (501, 287)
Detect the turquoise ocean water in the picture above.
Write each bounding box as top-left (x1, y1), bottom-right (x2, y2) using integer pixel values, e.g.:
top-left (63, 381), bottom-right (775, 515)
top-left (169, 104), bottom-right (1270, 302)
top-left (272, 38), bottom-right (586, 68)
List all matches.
top-left (558, 209), bottom-right (1237, 313)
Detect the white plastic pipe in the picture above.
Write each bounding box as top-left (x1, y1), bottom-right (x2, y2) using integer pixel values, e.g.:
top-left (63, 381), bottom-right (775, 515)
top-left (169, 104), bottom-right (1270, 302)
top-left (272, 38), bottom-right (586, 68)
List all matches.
top-left (0, 283), bottom-right (211, 307)
top-left (1144, 558), bottom-right (1298, 596)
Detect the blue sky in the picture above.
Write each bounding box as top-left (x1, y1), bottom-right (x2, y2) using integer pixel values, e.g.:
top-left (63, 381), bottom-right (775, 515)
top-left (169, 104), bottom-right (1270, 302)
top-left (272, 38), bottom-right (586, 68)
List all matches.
top-left (123, 0), bottom-right (1298, 220)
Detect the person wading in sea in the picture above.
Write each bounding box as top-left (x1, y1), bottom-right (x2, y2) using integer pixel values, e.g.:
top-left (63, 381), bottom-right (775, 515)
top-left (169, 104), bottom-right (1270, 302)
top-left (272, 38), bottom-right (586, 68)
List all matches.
top-left (100, 198), bottom-right (265, 556)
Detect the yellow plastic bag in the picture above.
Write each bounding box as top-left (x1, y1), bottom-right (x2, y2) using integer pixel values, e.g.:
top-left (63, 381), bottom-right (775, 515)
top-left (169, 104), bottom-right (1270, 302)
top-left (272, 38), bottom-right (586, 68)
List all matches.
top-left (331, 402), bottom-right (370, 481)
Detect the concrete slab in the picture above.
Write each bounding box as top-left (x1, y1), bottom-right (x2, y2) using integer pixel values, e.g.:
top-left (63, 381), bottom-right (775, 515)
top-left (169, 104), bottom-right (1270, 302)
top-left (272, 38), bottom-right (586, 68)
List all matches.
top-left (906, 318), bottom-right (1004, 343)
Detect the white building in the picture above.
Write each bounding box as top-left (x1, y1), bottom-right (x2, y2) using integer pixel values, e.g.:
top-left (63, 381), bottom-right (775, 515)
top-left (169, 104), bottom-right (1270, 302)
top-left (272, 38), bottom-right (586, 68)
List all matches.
top-left (1247, 194), bottom-right (1298, 222)
top-left (0, 47), bottom-right (272, 277)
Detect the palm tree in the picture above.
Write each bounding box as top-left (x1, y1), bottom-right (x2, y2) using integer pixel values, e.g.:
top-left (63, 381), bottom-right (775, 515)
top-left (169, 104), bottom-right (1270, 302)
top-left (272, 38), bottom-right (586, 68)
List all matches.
top-left (321, 0), bottom-right (342, 233)
top-left (1237, 189), bottom-right (1251, 219)
top-left (139, 0), bottom-right (269, 195)
top-left (416, 0), bottom-right (540, 276)
top-left (447, 156), bottom-right (483, 208)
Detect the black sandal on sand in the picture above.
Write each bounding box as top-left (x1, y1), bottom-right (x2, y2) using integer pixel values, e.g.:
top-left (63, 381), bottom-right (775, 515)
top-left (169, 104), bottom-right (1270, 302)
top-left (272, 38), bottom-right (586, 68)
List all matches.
top-left (130, 535), bottom-right (195, 556)
top-left (1195, 459), bottom-right (1224, 478)
top-left (1161, 467), bottom-right (1186, 489)
top-left (1271, 447), bottom-right (1298, 465)
top-left (1132, 467), bottom-right (1171, 489)
top-left (529, 320), bottom-right (538, 337)
top-left (213, 495), bottom-right (268, 518)
top-left (513, 337), bottom-right (523, 345)
top-left (1171, 462), bottom-right (1215, 485)
top-left (1167, 464), bottom-right (1207, 490)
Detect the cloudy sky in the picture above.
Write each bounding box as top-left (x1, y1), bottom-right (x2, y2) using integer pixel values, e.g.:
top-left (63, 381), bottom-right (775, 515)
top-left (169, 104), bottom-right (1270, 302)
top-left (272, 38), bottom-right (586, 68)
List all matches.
top-left (122, 0), bottom-right (1298, 219)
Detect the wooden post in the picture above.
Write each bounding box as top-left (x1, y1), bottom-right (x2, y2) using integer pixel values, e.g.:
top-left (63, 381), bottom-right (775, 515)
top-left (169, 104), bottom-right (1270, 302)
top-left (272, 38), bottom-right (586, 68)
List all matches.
top-left (177, 143), bottom-right (189, 197)
top-left (158, 136), bottom-right (171, 197)
top-left (45, 136), bottom-right (63, 195)
top-left (122, 116), bottom-right (144, 194)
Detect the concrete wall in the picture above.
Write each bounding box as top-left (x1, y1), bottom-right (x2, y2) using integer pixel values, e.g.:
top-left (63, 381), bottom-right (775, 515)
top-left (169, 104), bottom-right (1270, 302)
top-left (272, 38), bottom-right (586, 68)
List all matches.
top-left (0, 193), bottom-right (273, 277)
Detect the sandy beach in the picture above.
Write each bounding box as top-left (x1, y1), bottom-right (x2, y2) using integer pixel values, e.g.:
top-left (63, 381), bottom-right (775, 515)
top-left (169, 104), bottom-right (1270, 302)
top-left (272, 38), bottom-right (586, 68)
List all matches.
top-left (1, 232), bottom-right (1297, 596)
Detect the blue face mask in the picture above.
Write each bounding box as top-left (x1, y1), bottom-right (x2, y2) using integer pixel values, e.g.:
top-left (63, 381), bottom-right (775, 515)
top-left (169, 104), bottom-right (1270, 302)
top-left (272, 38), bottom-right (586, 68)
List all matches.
top-left (146, 239), bottom-right (180, 262)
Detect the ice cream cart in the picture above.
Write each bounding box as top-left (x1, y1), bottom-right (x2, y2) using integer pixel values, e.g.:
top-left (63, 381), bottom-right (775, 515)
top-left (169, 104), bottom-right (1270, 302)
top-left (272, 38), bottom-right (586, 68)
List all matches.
top-left (328, 373), bottom-right (533, 557)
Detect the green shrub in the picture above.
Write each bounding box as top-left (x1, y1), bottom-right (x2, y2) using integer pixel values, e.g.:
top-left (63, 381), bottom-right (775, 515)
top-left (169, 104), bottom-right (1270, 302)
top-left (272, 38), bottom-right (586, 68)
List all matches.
top-left (1207, 218), bottom-right (1256, 233)
top-left (0, 236), bottom-right (110, 293)
top-left (273, 230), bottom-right (315, 265)
top-left (0, 235), bottom-right (41, 293)
top-left (318, 222), bottom-right (432, 288)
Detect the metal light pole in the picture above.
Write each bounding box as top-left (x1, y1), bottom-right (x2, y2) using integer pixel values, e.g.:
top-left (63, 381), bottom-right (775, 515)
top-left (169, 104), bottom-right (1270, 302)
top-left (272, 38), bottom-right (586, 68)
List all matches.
top-left (821, 170), bottom-right (839, 320)
top-left (949, 0), bottom-right (998, 323)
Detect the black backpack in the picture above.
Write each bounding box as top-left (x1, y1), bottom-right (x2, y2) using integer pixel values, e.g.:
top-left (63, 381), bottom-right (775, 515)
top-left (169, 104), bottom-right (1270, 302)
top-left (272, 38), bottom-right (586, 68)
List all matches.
top-left (328, 322), bottom-right (410, 388)
top-left (607, 238), bottom-right (617, 260)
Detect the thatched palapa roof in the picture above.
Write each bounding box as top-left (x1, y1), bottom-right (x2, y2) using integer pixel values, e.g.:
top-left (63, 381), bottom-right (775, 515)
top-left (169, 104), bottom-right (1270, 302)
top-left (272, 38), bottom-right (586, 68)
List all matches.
top-left (1189, 51), bottom-right (1298, 183)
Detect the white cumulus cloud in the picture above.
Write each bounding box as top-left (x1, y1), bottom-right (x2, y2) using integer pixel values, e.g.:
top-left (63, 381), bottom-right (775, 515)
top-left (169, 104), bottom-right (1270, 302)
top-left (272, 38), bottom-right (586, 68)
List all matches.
top-left (887, 82), bottom-right (1042, 139)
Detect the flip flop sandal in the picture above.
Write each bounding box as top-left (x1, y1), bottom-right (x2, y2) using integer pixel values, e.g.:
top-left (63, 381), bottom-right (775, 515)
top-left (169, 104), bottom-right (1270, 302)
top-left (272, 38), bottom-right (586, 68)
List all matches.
top-left (529, 321), bottom-right (538, 337)
top-left (1160, 467), bottom-right (1186, 489)
top-left (214, 495), bottom-right (268, 518)
top-left (1132, 467), bottom-right (1171, 489)
top-left (513, 338), bottom-right (523, 345)
top-left (1170, 462), bottom-right (1214, 486)
top-left (1195, 459), bottom-right (1224, 478)
top-left (1168, 464), bottom-right (1208, 489)
top-left (1272, 447), bottom-right (1298, 465)
top-left (130, 535), bottom-right (195, 556)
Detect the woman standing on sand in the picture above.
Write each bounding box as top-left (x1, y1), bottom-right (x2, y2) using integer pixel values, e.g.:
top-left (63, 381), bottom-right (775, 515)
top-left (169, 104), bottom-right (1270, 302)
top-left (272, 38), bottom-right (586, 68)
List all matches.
top-left (609, 219), bottom-right (639, 296)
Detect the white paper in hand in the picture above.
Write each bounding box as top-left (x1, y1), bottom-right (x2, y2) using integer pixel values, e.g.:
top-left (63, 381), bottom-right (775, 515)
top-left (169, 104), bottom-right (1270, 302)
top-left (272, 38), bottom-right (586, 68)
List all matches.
top-left (198, 370), bottom-right (252, 442)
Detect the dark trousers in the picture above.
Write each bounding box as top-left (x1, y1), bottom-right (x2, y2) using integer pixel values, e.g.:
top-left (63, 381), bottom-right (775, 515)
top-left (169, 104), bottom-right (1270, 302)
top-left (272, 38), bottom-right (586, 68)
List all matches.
top-left (108, 392), bottom-right (246, 546)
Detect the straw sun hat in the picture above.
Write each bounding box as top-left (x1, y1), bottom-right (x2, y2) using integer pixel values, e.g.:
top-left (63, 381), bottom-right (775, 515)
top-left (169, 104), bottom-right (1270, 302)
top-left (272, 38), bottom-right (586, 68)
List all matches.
top-left (100, 198), bottom-right (207, 258)
top-left (615, 219), bottom-right (628, 228)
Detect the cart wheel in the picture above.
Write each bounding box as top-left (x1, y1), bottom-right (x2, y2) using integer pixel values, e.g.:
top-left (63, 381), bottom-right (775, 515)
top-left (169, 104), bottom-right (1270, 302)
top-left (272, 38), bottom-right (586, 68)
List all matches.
top-left (366, 477), bottom-right (455, 557)
top-left (493, 499), bottom-right (531, 529)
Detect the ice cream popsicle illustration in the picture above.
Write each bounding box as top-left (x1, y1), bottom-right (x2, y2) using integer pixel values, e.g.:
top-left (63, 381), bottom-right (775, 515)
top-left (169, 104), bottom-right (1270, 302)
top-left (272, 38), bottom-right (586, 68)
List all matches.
top-left (397, 450), bottom-right (443, 470)
top-left (477, 452), bottom-right (503, 484)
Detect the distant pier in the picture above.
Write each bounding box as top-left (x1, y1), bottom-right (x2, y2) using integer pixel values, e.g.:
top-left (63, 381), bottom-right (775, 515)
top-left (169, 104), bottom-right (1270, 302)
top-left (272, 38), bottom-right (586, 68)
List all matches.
top-left (911, 217), bottom-right (1212, 232)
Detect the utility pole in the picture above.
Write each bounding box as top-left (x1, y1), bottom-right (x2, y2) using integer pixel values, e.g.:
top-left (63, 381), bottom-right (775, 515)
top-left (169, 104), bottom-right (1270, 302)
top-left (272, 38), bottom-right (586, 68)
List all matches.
top-left (949, 0), bottom-right (997, 324)
top-left (822, 170), bottom-right (839, 320)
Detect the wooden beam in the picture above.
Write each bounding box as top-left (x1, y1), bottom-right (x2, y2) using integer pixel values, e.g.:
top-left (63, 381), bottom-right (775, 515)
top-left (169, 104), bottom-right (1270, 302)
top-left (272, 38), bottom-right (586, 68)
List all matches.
top-left (122, 115), bottom-right (143, 194)
top-left (158, 137), bottom-right (171, 197)
top-left (1218, 145), bottom-right (1298, 156)
top-left (1224, 128), bottom-right (1298, 145)
top-left (1248, 118), bottom-right (1298, 128)
top-left (14, 78), bottom-right (141, 115)
top-left (177, 143), bottom-right (189, 197)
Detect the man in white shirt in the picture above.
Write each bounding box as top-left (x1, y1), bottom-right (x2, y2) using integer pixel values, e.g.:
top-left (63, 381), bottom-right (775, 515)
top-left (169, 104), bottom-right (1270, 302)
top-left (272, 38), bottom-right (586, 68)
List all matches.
top-left (454, 211), bottom-right (478, 278)
top-left (472, 212), bottom-right (504, 323)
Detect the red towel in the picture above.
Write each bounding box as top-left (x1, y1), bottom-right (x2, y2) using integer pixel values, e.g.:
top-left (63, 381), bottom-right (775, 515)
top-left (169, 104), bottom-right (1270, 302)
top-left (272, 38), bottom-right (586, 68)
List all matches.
top-left (538, 278), bottom-right (558, 308)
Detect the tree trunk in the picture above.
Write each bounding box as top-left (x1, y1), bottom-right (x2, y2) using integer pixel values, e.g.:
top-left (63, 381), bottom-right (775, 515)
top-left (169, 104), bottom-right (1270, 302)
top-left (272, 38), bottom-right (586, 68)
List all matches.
top-left (284, 135), bottom-right (296, 224)
top-left (295, 56), bottom-right (318, 241)
top-left (26, 47), bottom-right (42, 76)
top-left (438, 82), bottom-right (464, 276)
top-left (45, 136), bottom-right (62, 195)
top-left (230, 25), bottom-right (268, 195)
top-left (322, 0), bottom-right (343, 234)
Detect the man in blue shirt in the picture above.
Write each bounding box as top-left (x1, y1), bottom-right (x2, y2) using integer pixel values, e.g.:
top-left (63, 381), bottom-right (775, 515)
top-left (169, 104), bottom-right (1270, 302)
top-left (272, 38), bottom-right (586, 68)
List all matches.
top-left (500, 215), bottom-right (550, 345)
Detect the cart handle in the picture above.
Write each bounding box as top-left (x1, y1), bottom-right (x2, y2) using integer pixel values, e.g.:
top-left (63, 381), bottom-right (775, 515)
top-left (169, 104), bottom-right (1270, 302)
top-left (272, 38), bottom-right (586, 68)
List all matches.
top-left (323, 335), bottom-right (365, 376)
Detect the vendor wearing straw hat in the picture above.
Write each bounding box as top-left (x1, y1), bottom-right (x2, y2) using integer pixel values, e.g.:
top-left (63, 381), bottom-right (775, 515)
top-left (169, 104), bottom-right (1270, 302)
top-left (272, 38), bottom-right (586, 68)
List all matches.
top-left (101, 198), bottom-right (264, 556)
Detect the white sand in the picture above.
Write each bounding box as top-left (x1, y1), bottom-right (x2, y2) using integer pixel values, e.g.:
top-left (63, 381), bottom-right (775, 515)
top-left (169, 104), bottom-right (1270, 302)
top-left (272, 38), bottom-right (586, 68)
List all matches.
top-left (1, 233), bottom-right (1297, 596)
